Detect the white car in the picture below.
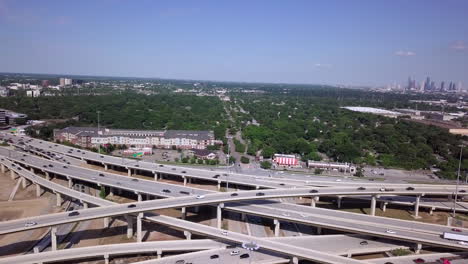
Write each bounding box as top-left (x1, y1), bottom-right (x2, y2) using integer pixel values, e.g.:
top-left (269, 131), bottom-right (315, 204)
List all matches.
top-left (299, 213), bottom-right (307, 218)
top-left (221, 230), bottom-right (228, 236)
top-left (196, 195), bottom-right (205, 199)
top-left (335, 179), bottom-right (342, 182)
top-left (281, 212), bottom-right (290, 217)
top-left (386, 229), bottom-right (396, 234)
top-left (230, 250), bottom-right (240, 256)
top-left (25, 222), bottom-right (37, 227)
top-left (458, 241), bottom-right (468, 245)
top-left (91, 177), bottom-right (97, 180)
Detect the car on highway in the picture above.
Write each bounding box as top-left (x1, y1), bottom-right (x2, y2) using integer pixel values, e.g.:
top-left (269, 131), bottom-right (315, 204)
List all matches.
top-left (24, 221), bottom-right (37, 227)
top-left (221, 230), bottom-right (228, 235)
top-left (135, 164), bottom-right (139, 167)
top-left (158, 164), bottom-right (164, 167)
top-left (360, 240), bottom-right (368, 245)
top-left (386, 229), bottom-right (396, 234)
top-left (172, 168), bottom-right (176, 171)
top-left (127, 204), bottom-right (136, 208)
top-left (213, 175), bottom-right (220, 178)
top-left (181, 171), bottom-right (186, 173)
top-left (412, 258), bottom-right (425, 263)
top-left (451, 228), bottom-right (462, 232)
top-left (48, 164), bottom-right (53, 167)
top-left (99, 173), bottom-right (105, 177)
top-left (460, 190), bottom-right (467, 193)
top-left (230, 250), bottom-right (240, 256)
top-left (63, 166), bottom-right (68, 169)
top-left (240, 253), bottom-right (250, 259)
top-left (175, 260), bottom-right (185, 264)
top-left (256, 192), bottom-right (265, 196)
top-left (279, 183), bottom-right (285, 186)
top-left (282, 212), bottom-right (290, 217)
top-left (196, 195), bottom-right (205, 199)
top-left (210, 254), bottom-right (219, 259)
top-left (43, 165), bottom-right (47, 168)
top-left (161, 189), bottom-right (171, 193)
top-left (406, 187), bottom-right (415, 191)
top-left (180, 191), bottom-right (190, 195)
top-left (131, 178), bottom-right (139, 182)
top-left (231, 193), bottom-right (239, 197)
top-left (357, 187), bottom-right (366, 190)
top-left (68, 211), bottom-right (80, 217)
top-left (116, 182), bottom-right (122, 185)
top-left (91, 177), bottom-right (97, 180)
top-left (309, 190), bottom-right (319, 193)
top-left (457, 241), bottom-right (468, 245)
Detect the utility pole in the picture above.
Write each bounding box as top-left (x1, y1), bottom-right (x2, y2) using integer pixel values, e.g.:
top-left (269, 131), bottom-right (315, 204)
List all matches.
top-left (453, 145), bottom-right (463, 218)
top-left (97, 111), bottom-right (101, 154)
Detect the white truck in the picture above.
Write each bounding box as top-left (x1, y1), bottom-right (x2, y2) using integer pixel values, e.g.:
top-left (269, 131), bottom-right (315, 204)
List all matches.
top-left (443, 232), bottom-right (468, 242)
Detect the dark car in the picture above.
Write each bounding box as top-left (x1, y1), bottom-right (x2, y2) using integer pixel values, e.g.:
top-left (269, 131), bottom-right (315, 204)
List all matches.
top-left (279, 183), bottom-right (285, 186)
top-left (210, 254), bottom-right (219, 259)
top-left (127, 204), bottom-right (136, 208)
top-left (20, 158), bottom-right (25, 161)
top-left (100, 155), bottom-right (104, 158)
top-left (406, 187), bottom-right (415, 191)
top-left (231, 193), bottom-right (239, 197)
top-left (63, 166), bottom-right (68, 169)
top-left (131, 178), bottom-right (139, 182)
top-left (460, 190), bottom-right (467, 193)
top-left (159, 164), bottom-right (164, 167)
top-left (240, 253), bottom-right (250, 259)
top-left (48, 164), bottom-right (53, 167)
top-left (451, 228), bottom-right (462, 232)
top-left (135, 164), bottom-right (139, 167)
top-left (172, 168), bottom-right (176, 171)
top-left (68, 211), bottom-right (80, 217)
top-left (162, 189), bottom-right (171, 193)
top-left (43, 165), bottom-right (47, 168)
top-left (116, 182), bottom-right (122, 185)
top-left (309, 190), bottom-right (319, 193)
top-left (213, 175), bottom-right (220, 178)
top-left (360, 240), bottom-right (368, 245)
top-left (256, 192), bottom-right (265, 196)
top-left (99, 173), bottom-right (105, 177)
top-left (181, 171), bottom-right (186, 173)
top-left (357, 187), bottom-right (366, 190)
top-left (412, 258), bottom-right (425, 263)
top-left (17, 167), bottom-right (22, 170)
top-left (180, 191), bottom-right (190, 195)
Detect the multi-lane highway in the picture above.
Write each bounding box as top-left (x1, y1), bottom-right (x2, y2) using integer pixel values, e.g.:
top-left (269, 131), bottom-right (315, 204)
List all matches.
top-left (2, 133), bottom-right (468, 263)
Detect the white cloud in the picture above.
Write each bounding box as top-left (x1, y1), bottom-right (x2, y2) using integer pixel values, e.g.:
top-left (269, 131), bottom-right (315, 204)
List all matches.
top-left (314, 63), bottom-right (333, 68)
top-left (450, 41), bottom-right (468, 51)
top-left (394, 50), bottom-right (416, 56)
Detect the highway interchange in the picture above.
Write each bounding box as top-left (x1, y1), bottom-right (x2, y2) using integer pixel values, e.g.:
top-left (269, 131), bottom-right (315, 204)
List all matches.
top-left (1, 133), bottom-right (468, 263)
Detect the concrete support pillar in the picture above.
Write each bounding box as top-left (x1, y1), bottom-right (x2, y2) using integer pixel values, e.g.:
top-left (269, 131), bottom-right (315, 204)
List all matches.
top-left (10, 170), bottom-right (16, 180)
top-left (183, 177), bottom-right (187, 186)
top-left (67, 178), bottom-right (73, 188)
top-left (316, 226), bottom-right (322, 235)
top-left (413, 195), bottom-right (421, 218)
top-left (104, 254), bottom-right (109, 264)
top-left (337, 196), bottom-right (342, 209)
top-left (35, 183), bottom-right (41, 197)
top-left (188, 177), bottom-right (192, 184)
top-left (109, 187), bottom-right (114, 196)
top-left (153, 172), bottom-right (158, 181)
top-left (181, 207), bottom-right (186, 220)
top-left (103, 217), bottom-right (110, 228)
top-left (104, 164), bottom-right (108, 170)
top-left (125, 215), bottom-right (134, 239)
top-left (414, 243), bottom-right (422, 254)
top-left (291, 257), bottom-right (299, 264)
top-left (184, 230), bottom-right (192, 240)
top-left (381, 202), bottom-right (388, 212)
top-left (83, 202), bottom-right (88, 209)
top-left (21, 177), bottom-right (27, 189)
top-left (137, 213), bottom-right (143, 242)
top-left (51, 226), bottom-right (57, 251)
top-left (370, 195), bottom-right (378, 216)
top-left (56, 193), bottom-right (62, 206)
top-left (217, 181), bottom-right (221, 191)
top-left (217, 203), bottom-right (224, 229)
top-left (146, 194), bottom-right (151, 200)
top-left (137, 193), bottom-right (142, 202)
top-left (1, 164), bottom-right (5, 173)
top-left (30, 167), bottom-right (34, 173)
top-left (127, 168), bottom-right (131, 177)
top-left (157, 249), bottom-right (162, 259)
top-left (241, 213), bottom-right (246, 221)
top-left (310, 196), bottom-right (319, 207)
top-left (255, 185), bottom-right (260, 190)
top-left (274, 219), bottom-right (280, 237)
top-left (45, 172), bottom-right (50, 181)
top-left (429, 207), bottom-right (435, 216)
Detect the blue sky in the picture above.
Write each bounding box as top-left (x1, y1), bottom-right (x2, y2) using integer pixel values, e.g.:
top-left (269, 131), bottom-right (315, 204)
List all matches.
top-left (0, 0), bottom-right (467, 86)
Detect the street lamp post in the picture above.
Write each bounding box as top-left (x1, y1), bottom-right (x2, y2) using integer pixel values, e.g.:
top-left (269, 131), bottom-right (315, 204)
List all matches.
top-left (452, 145), bottom-right (463, 218)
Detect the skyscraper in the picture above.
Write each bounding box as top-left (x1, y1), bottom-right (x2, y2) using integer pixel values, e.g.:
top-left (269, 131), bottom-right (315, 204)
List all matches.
top-left (440, 81), bottom-right (445, 91)
top-left (424, 77), bottom-right (431, 91)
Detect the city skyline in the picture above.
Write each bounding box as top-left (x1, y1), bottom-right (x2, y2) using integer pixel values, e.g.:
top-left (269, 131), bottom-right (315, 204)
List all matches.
top-left (0, 0), bottom-right (467, 86)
